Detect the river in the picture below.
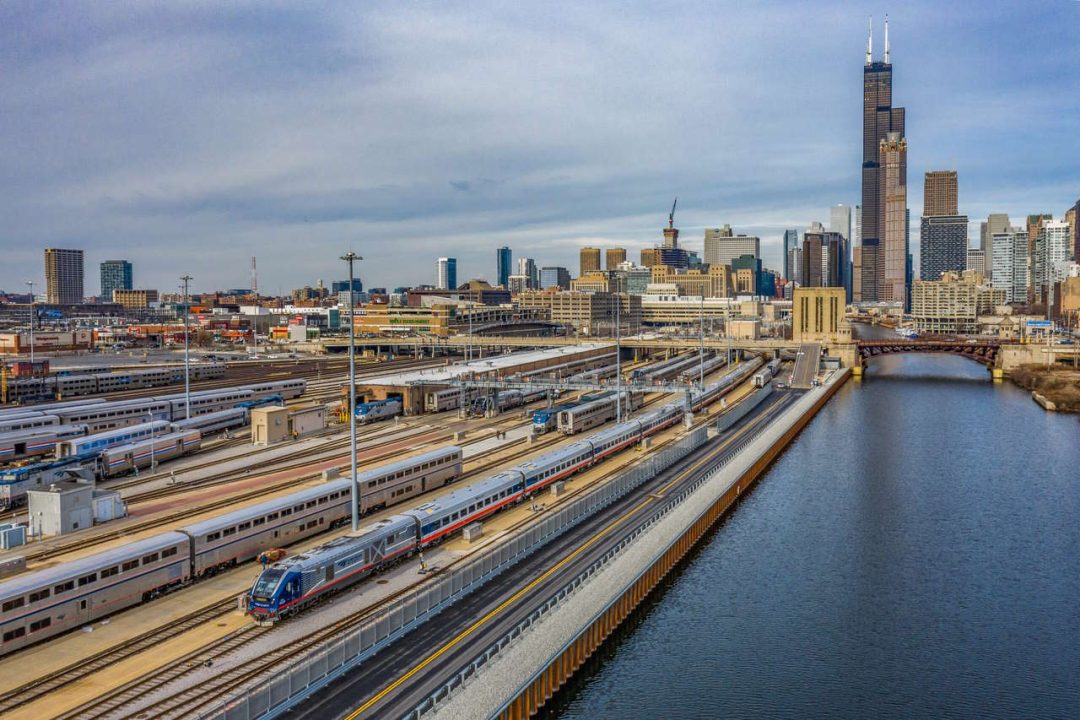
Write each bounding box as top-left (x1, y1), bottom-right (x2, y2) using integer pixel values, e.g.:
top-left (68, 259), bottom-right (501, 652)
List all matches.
top-left (547, 345), bottom-right (1079, 719)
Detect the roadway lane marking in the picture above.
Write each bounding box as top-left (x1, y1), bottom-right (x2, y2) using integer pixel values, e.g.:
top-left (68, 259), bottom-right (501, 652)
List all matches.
top-left (345, 397), bottom-right (782, 719)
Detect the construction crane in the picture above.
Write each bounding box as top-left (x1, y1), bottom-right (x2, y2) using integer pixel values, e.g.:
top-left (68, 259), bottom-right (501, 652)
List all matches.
top-left (668, 197), bottom-right (678, 229)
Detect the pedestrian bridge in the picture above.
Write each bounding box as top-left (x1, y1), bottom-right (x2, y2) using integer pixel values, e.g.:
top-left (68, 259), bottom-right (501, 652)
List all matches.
top-left (855, 339), bottom-right (1001, 367)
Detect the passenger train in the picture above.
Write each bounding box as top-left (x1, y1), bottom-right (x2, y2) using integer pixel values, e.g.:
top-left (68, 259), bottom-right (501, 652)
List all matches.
top-left (0, 425), bottom-right (89, 463)
top-left (245, 359), bottom-right (764, 622)
top-left (98, 430), bottom-right (202, 477)
top-left (2, 364), bottom-right (226, 402)
top-left (557, 391), bottom-right (643, 434)
top-left (752, 358), bottom-right (783, 388)
top-left (0, 446), bottom-right (463, 655)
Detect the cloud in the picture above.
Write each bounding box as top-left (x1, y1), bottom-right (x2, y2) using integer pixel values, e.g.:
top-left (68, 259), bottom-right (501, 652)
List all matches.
top-left (0, 0), bottom-right (1076, 294)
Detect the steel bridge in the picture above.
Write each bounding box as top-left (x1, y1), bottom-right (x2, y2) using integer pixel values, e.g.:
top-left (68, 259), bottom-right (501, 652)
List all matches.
top-left (855, 339), bottom-right (1001, 366)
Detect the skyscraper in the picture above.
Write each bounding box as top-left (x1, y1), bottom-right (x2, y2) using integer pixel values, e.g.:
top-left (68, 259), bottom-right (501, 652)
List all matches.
top-left (496, 247), bottom-right (512, 288)
top-left (830, 206), bottom-right (852, 242)
top-left (100, 260), bottom-right (133, 302)
top-left (704, 233), bottom-right (760, 267)
top-left (1035, 220), bottom-right (1071, 305)
top-left (782, 229), bottom-right (798, 280)
top-left (923, 171), bottom-right (958, 216)
top-left (981, 213), bottom-right (1010, 277)
top-left (44, 248), bottom-right (84, 305)
top-left (605, 248), bottom-right (627, 270)
top-left (880, 132), bottom-right (908, 305)
top-left (1026, 214), bottom-right (1052, 304)
top-left (860, 17), bottom-right (905, 302)
top-left (517, 257), bottom-right (539, 289)
top-left (540, 266), bottom-right (571, 290)
top-left (436, 257), bottom-right (457, 290)
top-left (579, 247), bottom-right (601, 276)
top-left (992, 228), bottom-right (1029, 304)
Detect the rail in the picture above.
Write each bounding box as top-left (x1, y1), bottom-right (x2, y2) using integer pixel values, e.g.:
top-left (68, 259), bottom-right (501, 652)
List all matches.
top-left (198, 427), bottom-right (710, 720)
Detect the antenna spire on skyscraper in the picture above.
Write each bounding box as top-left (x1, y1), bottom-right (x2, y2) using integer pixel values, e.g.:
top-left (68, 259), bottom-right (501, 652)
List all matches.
top-left (884, 14), bottom-right (890, 63)
top-left (866, 16), bottom-right (873, 65)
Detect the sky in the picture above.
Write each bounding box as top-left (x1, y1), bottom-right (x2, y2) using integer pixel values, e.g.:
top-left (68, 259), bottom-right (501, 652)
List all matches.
top-left (1, 0), bottom-right (1077, 296)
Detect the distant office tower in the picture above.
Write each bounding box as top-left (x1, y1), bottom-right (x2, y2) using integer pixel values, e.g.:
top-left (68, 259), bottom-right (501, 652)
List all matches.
top-left (923, 171), bottom-right (958, 216)
top-left (860, 17), bottom-right (905, 303)
top-left (100, 260), bottom-right (133, 302)
top-left (640, 248), bottom-right (659, 268)
top-left (731, 255), bottom-right (763, 295)
top-left (1070, 198), bottom-right (1080, 261)
top-left (782, 229), bottom-right (798, 280)
top-left (436, 257), bottom-right (457, 290)
top-left (704, 233), bottom-right (760, 267)
top-left (1026, 214), bottom-right (1052, 303)
top-left (579, 247), bottom-right (601, 276)
top-left (702, 226), bottom-right (733, 265)
top-left (605, 248), bottom-right (626, 270)
top-left (966, 248), bottom-right (986, 276)
top-left (854, 206), bottom-right (862, 247)
top-left (830, 205), bottom-right (852, 242)
top-left (801, 231), bottom-right (847, 290)
top-left (496, 247), bottom-right (512, 288)
top-left (540, 266), bottom-right (571, 290)
top-left (332, 278), bottom-right (363, 293)
top-left (517, 257), bottom-right (539, 289)
top-left (788, 246), bottom-right (804, 285)
top-left (991, 228), bottom-right (1030, 303)
top-left (44, 248), bottom-right (84, 305)
top-left (880, 132), bottom-right (908, 305)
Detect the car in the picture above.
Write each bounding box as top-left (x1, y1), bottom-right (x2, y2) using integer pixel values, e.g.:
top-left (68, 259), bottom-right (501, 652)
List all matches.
top-left (774, 381), bottom-right (788, 390)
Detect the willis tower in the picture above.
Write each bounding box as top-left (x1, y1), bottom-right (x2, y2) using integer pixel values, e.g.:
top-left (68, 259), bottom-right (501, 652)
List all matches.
top-left (858, 16), bottom-right (905, 302)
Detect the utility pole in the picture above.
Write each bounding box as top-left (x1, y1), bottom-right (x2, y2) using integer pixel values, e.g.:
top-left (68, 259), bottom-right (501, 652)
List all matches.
top-left (180, 275), bottom-right (192, 420)
top-left (615, 294), bottom-right (622, 422)
top-left (341, 252), bottom-right (362, 532)
top-left (26, 281), bottom-right (34, 365)
top-left (699, 292), bottom-right (705, 387)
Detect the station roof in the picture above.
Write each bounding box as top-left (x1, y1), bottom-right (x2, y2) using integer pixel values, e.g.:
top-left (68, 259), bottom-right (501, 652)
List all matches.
top-left (361, 343), bottom-right (613, 387)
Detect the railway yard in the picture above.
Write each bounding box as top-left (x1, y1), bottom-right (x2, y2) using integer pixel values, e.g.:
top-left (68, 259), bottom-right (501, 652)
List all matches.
top-left (0, 343), bottom-right (824, 720)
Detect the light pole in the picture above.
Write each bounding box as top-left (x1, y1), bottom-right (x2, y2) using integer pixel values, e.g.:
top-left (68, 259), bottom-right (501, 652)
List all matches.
top-left (147, 410), bottom-right (157, 471)
top-left (615, 293), bottom-right (622, 422)
top-left (26, 281), bottom-right (34, 365)
top-left (699, 292), bottom-right (705, 387)
top-left (180, 276), bottom-right (193, 420)
top-left (341, 252), bottom-right (362, 532)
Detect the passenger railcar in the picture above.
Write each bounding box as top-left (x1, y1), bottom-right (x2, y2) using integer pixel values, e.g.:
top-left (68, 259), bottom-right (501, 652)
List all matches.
top-left (98, 430), bottom-right (201, 477)
top-left (0, 415), bottom-right (60, 435)
top-left (0, 425), bottom-right (88, 463)
top-left (170, 407), bottom-right (249, 435)
top-left (424, 387), bottom-right (480, 413)
top-left (557, 392), bottom-right (641, 435)
top-left (0, 399), bottom-right (106, 420)
top-left (357, 446), bottom-right (462, 513)
top-left (678, 354), bottom-right (728, 384)
top-left (57, 421), bottom-right (172, 458)
top-left (165, 389), bottom-right (255, 419)
top-left (0, 532), bottom-right (191, 655)
top-left (241, 379), bottom-right (306, 400)
top-left (54, 400), bottom-right (171, 434)
top-left (0, 457), bottom-right (94, 510)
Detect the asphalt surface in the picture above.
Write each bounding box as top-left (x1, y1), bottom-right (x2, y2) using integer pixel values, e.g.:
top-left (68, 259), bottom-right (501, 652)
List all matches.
top-left (278, 390), bottom-right (803, 720)
top-left (789, 343), bottom-right (821, 389)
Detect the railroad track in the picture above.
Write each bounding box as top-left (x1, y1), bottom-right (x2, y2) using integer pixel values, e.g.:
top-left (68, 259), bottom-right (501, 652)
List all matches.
top-left (0, 597), bottom-right (240, 714)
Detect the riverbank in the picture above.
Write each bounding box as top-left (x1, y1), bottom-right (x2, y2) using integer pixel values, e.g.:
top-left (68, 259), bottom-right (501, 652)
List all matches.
top-left (1009, 364), bottom-right (1080, 413)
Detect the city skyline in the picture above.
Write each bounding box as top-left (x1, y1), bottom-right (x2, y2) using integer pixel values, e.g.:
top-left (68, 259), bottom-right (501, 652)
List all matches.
top-left (1, 1), bottom-right (1077, 293)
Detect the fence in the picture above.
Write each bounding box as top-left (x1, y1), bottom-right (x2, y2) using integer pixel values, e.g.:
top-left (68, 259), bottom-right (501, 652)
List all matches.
top-left (202, 426), bottom-right (709, 720)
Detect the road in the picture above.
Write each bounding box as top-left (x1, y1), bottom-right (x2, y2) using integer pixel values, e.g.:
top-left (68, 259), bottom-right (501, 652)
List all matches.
top-left (789, 343), bottom-right (821, 389)
top-left (282, 390), bottom-right (803, 720)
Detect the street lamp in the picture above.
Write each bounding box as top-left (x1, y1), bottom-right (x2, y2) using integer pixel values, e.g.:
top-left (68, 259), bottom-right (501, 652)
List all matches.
top-left (148, 410), bottom-right (157, 471)
top-left (341, 252), bottom-right (362, 533)
top-left (26, 281), bottom-right (34, 365)
top-left (180, 275), bottom-right (193, 420)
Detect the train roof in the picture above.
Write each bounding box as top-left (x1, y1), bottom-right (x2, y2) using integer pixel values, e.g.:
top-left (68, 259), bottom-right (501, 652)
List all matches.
top-left (100, 429), bottom-right (200, 456)
top-left (0, 399), bottom-right (107, 418)
top-left (171, 407), bottom-right (248, 423)
top-left (0, 531), bottom-right (190, 600)
top-left (269, 515), bottom-right (414, 571)
top-left (356, 446), bottom-right (462, 479)
top-left (0, 425), bottom-right (87, 441)
top-left (0, 454), bottom-right (95, 480)
top-left (405, 470), bottom-right (522, 519)
top-left (181, 478), bottom-right (353, 536)
top-left (514, 442), bottom-right (593, 472)
top-left (67, 421), bottom-right (172, 443)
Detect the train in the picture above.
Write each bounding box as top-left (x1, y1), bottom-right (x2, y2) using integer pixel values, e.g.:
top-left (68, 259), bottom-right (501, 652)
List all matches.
top-left (170, 407), bottom-right (249, 435)
top-left (0, 425), bottom-right (89, 463)
top-left (98, 430), bottom-right (202, 477)
top-left (630, 351), bottom-right (700, 383)
top-left (356, 399), bottom-right (402, 424)
top-left (244, 360), bottom-right (767, 622)
top-left (557, 391), bottom-right (643, 435)
top-left (468, 388), bottom-right (548, 417)
top-left (752, 359), bottom-right (782, 388)
top-left (424, 387), bottom-right (482, 413)
top-left (0, 379), bottom-right (303, 442)
top-left (0, 446), bottom-right (463, 656)
top-left (678, 354), bottom-right (729, 384)
top-left (2, 364), bottom-right (226, 402)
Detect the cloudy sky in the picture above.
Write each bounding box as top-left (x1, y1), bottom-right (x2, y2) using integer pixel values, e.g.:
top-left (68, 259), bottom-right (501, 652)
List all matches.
top-left (1, 0), bottom-right (1077, 296)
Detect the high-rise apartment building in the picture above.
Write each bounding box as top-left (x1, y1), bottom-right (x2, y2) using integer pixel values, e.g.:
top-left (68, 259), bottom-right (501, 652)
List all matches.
top-left (880, 132), bottom-right (908, 305)
top-left (1026, 214), bottom-right (1052, 304)
top-left (1069, 198), bottom-right (1080, 262)
top-left (980, 213), bottom-right (1010, 278)
top-left (860, 19), bottom-right (905, 303)
top-left (436, 257), bottom-right (457, 290)
top-left (703, 232), bottom-right (760, 267)
top-left (783, 229), bottom-right (799, 280)
top-left (1034, 220), bottom-right (1072, 305)
top-left (966, 249), bottom-right (986, 277)
top-left (854, 205), bottom-right (862, 247)
top-left (991, 228), bottom-right (1029, 304)
top-left (100, 260), bottom-right (133, 303)
top-left (44, 248), bottom-right (84, 305)
top-left (496, 247), bottom-right (512, 288)
top-left (923, 171), bottom-right (958, 216)
top-left (920, 216), bottom-right (968, 281)
top-left (579, 247), bottom-right (602, 276)
top-left (605, 248), bottom-right (626, 270)
top-left (540, 266), bottom-right (571, 290)
top-left (801, 232), bottom-right (848, 291)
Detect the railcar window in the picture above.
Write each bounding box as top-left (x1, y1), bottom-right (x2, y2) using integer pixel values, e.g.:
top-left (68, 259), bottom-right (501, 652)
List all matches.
top-left (1, 598), bottom-right (24, 612)
top-left (29, 618), bottom-right (51, 632)
top-left (54, 580), bottom-right (75, 594)
top-left (238, 522), bottom-right (252, 531)
top-left (28, 589), bottom-right (49, 603)
top-left (142, 553), bottom-right (160, 564)
top-left (282, 508), bottom-right (293, 516)
top-left (305, 501), bottom-right (316, 509)
top-left (122, 560), bottom-right (138, 571)
top-left (222, 527), bottom-right (236, 537)
top-left (3, 627), bottom-right (26, 642)
top-left (162, 547), bottom-right (178, 558)
top-left (101, 567), bottom-right (119, 578)
top-left (206, 532), bottom-right (221, 541)
top-left (253, 517), bottom-right (265, 526)
top-left (267, 512), bottom-right (279, 520)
